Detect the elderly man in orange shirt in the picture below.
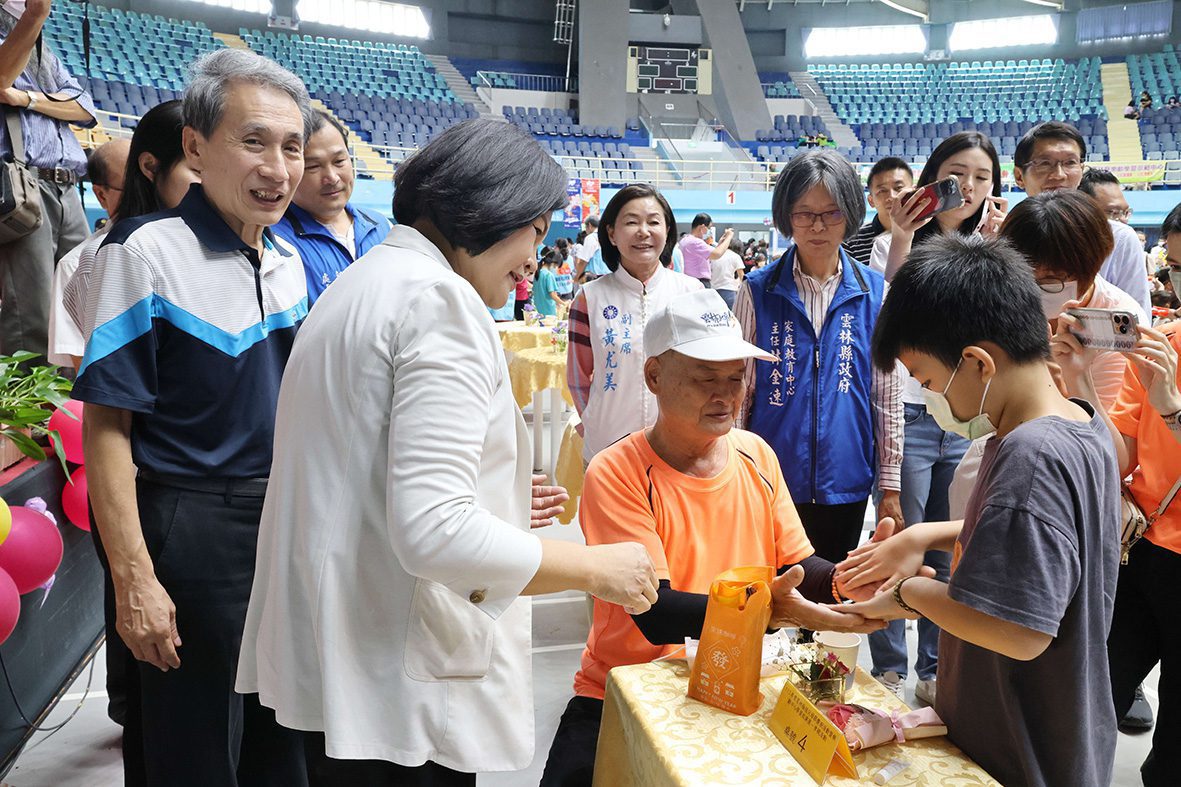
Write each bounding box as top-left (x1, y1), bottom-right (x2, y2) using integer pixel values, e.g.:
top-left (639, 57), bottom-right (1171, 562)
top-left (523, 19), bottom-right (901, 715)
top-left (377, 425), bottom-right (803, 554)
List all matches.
top-left (540, 289), bottom-right (891, 787)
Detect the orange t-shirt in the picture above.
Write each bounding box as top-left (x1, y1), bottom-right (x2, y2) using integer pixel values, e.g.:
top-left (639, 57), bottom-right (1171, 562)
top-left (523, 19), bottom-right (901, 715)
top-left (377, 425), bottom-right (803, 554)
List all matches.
top-left (572, 429), bottom-right (814, 700)
top-left (1109, 322), bottom-right (1181, 555)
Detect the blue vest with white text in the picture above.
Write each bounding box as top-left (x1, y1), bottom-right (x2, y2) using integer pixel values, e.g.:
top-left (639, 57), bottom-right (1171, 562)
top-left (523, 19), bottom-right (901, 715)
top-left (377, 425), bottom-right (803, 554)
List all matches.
top-left (745, 247), bottom-right (884, 505)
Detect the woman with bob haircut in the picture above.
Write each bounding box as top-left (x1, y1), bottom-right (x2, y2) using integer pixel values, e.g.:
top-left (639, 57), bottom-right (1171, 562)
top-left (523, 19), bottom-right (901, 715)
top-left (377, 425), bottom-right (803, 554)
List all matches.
top-left (734, 149), bottom-right (903, 563)
top-left (566, 182), bottom-right (702, 462)
top-left (1001, 189), bottom-right (1144, 408)
top-left (237, 118), bottom-right (659, 786)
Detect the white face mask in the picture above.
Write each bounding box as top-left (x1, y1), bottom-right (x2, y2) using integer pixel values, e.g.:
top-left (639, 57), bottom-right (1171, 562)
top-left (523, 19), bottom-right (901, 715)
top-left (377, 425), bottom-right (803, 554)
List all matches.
top-left (1039, 281), bottom-right (1077, 321)
top-left (923, 359), bottom-right (997, 440)
top-left (1171, 270), bottom-right (1181, 300)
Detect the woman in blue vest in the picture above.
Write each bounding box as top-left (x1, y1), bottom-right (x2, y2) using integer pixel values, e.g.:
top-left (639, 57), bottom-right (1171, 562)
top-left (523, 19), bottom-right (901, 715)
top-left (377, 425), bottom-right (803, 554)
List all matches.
top-left (734, 150), bottom-right (903, 563)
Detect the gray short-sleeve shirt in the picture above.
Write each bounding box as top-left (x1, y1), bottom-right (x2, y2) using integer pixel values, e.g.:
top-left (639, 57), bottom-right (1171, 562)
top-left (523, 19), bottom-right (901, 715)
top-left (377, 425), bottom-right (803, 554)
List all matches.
top-left (937, 402), bottom-right (1120, 787)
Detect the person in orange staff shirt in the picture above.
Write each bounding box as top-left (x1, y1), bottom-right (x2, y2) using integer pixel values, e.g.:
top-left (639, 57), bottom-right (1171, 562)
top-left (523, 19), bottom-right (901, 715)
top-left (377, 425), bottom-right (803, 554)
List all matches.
top-left (540, 289), bottom-right (892, 787)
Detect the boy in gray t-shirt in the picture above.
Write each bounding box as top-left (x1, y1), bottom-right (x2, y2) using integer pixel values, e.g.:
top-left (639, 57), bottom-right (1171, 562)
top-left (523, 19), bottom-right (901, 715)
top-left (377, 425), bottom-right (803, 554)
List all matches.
top-left (836, 235), bottom-right (1120, 787)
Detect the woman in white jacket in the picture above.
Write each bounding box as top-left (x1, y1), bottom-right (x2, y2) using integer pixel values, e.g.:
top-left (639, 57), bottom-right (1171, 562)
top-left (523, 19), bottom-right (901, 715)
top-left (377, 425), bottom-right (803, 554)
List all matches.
top-left (236, 119), bottom-right (658, 786)
top-left (566, 184), bottom-right (703, 462)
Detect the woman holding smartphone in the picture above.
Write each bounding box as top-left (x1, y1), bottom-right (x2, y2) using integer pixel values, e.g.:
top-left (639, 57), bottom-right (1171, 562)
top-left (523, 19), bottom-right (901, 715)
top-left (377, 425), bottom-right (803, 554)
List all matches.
top-left (870, 131), bottom-right (1007, 280)
top-left (1002, 189), bottom-right (1147, 408)
top-left (863, 131), bottom-right (1005, 703)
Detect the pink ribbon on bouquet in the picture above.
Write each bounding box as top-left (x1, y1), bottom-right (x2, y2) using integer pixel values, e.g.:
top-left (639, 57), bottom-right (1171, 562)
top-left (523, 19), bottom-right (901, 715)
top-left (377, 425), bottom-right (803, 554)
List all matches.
top-left (821, 702), bottom-right (947, 751)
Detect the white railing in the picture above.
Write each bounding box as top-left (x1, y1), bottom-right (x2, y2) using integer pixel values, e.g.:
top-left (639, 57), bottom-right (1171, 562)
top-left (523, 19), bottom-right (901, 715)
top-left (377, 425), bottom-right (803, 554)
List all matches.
top-left (475, 71), bottom-right (576, 93)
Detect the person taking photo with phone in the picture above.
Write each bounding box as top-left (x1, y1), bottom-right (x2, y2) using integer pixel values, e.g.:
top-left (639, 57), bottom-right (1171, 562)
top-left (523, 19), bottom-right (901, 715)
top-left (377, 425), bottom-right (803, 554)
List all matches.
top-left (1001, 190), bottom-right (1146, 408)
top-left (871, 131), bottom-right (1007, 280)
top-left (1049, 202), bottom-right (1181, 787)
top-left (861, 132), bottom-right (1003, 703)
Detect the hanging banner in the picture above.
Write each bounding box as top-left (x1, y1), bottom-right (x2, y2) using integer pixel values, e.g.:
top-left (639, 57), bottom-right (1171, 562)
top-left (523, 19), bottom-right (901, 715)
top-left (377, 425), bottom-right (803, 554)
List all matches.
top-left (564, 178), bottom-right (583, 229)
top-left (1098, 161), bottom-right (1167, 184)
top-left (581, 178), bottom-right (601, 223)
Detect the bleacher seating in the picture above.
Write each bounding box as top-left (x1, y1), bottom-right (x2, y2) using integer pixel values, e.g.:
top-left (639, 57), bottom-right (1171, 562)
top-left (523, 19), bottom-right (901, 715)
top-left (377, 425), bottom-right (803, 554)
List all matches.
top-left (810, 58), bottom-right (1104, 125)
top-left (43, 3), bottom-right (222, 124)
top-left (45, 4), bottom-right (223, 93)
top-left (851, 116), bottom-right (1110, 162)
top-left (1138, 107), bottom-right (1181, 161)
top-left (241, 29), bottom-right (454, 103)
top-left (744, 115), bottom-right (832, 165)
top-left (502, 107), bottom-right (649, 186)
top-left (327, 92), bottom-right (478, 149)
top-left (759, 72), bottom-right (801, 99)
top-left (1127, 44), bottom-right (1180, 108)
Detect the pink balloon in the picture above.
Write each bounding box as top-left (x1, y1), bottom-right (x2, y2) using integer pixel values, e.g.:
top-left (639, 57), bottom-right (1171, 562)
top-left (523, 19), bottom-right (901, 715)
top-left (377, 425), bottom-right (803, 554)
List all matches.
top-left (0, 507), bottom-right (64, 594)
top-left (0, 569), bottom-right (19, 645)
top-left (48, 400), bottom-right (85, 465)
top-left (61, 467), bottom-right (89, 531)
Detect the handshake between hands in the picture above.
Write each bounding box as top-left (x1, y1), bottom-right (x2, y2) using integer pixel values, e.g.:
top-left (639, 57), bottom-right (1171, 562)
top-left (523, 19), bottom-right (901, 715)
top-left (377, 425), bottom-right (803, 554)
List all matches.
top-left (768, 517), bottom-right (938, 634)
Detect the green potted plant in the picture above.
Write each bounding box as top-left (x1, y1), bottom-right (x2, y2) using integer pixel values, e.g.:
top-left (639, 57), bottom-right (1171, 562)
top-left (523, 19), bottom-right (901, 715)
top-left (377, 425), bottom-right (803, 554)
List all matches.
top-left (0, 352), bottom-right (74, 472)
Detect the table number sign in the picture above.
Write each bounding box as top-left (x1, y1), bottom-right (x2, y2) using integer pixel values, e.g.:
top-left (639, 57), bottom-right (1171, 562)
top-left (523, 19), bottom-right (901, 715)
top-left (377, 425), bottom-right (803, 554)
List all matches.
top-left (768, 680), bottom-right (857, 784)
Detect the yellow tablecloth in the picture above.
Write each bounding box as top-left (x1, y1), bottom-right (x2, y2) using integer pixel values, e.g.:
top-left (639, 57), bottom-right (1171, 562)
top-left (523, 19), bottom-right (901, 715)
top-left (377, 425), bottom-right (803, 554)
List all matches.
top-left (554, 416), bottom-right (585, 524)
top-left (594, 661), bottom-right (1000, 787)
top-left (508, 346), bottom-right (573, 409)
top-left (496, 321), bottom-right (555, 354)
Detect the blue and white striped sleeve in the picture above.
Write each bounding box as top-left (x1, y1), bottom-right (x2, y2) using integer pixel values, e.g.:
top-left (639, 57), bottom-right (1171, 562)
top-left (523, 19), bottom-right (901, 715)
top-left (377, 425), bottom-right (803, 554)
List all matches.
top-left (72, 238), bottom-right (159, 413)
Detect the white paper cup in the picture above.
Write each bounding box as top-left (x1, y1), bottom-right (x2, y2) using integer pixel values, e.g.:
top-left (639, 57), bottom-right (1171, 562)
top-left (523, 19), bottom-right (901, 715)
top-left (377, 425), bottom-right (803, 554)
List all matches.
top-left (814, 631), bottom-right (861, 689)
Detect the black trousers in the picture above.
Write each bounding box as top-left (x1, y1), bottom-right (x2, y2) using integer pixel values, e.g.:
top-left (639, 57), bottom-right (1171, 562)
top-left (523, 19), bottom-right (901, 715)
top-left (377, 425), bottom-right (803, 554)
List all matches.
top-left (514, 298), bottom-right (529, 320)
top-left (794, 499), bottom-right (870, 563)
top-left (539, 696), bottom-right (604, 787)
top-left (303, 732), bottom-right (475, 787)
top-left (1108, 537), bottom-right (1180, 787)
top-left (124, 477), bottom-right (307, 787)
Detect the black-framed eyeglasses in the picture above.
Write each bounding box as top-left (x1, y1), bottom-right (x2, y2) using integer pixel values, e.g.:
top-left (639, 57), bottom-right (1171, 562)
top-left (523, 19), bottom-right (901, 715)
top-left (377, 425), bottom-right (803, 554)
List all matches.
top-left (789, 209), bottom-right (845, 228)
top-left (1024, 159), bottom-right (1083, 177)
top-left (1036, 276), bottom-right (1068, 293)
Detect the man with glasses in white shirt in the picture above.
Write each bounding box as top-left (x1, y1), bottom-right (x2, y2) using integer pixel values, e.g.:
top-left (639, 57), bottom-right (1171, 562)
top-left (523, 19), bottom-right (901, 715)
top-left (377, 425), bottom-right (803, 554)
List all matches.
top-left (1013, 122), bottom-right (1150, 315)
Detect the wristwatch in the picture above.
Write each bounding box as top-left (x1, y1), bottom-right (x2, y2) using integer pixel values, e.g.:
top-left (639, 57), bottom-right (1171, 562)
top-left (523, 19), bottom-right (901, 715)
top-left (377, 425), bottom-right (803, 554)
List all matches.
top-left (24, 90), bottom-right (38, 111)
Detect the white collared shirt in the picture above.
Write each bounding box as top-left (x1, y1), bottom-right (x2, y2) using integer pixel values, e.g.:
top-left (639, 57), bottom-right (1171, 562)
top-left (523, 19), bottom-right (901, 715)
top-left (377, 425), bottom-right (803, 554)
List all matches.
top-left (237, 225), bottom-right (543, 771)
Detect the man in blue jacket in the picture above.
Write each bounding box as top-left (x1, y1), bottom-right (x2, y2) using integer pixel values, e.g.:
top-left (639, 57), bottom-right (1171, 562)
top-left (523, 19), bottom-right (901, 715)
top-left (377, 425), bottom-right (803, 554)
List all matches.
top-left (274, 110), bottom-right (389, 303)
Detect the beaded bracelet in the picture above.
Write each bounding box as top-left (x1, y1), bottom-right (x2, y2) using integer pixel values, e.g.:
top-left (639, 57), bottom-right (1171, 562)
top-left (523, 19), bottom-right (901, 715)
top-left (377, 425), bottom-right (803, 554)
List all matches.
top-left (830, 569), bottom-right (845, 603)
top-left (892, 576), bottom-right (922, 616)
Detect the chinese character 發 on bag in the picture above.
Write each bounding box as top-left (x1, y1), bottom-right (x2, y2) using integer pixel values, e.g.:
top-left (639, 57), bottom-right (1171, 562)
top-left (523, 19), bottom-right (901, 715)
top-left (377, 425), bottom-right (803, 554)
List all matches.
top-left (687, 566), bottom-right (773, 716)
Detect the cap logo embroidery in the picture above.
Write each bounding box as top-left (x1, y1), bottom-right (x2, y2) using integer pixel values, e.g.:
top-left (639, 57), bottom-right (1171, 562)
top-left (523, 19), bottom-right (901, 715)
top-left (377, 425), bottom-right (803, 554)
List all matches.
top-left (700, 311), bottom-right (730, 327)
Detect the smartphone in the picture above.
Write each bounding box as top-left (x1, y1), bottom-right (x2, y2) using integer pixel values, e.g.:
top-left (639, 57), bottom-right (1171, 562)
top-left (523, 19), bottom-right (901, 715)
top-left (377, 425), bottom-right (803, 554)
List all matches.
top-left (1067, 307), bottom-right (1139, 353)
top-left (907, 177), bottom-right (965, 222)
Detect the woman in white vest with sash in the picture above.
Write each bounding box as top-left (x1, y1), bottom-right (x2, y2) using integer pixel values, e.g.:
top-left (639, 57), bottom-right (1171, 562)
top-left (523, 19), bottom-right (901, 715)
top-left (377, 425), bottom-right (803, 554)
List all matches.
top-left (566, 184), bottom-right (703, 462)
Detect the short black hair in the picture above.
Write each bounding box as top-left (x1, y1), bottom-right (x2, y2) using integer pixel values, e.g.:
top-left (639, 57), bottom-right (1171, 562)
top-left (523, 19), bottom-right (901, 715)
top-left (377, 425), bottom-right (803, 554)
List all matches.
top-left (691, 213), bottom-right (712, 229)
top-left (872, 234), bottom-right (1050, 372)
top-left (1000, 190), bottom-right (1113, 283)
top-left (772, 149), bottom-right (866, 241)
top-left (867, 157), bottom-right (913, 190)
top-left (392, 118), bottom-right (567, 256)
top-left (598, 183), bottom-right (677, 271)
top-left (308, 109), bottom-right (349, 145)
top-left (1162, 203), bottom-right (1181, 237)
top-left (1014, 121), bottom-right (1087, 170)
top-left (1078, 167), bottom-right (1120, 196)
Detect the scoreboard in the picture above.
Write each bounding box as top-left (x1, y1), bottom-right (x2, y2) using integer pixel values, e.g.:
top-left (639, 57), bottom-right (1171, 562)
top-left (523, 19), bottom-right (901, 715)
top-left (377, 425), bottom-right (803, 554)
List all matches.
top-left (626, 45), bottom-right (712, 95)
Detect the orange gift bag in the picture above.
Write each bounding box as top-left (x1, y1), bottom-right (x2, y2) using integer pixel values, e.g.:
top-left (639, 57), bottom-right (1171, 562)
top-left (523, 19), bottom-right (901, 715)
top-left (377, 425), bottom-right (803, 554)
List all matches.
top-left (687, 566), bottom-right (774, 716)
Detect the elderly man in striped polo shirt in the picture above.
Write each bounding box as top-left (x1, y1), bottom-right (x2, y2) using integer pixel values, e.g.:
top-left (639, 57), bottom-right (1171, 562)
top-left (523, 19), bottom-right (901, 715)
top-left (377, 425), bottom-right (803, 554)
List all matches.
top-left (75, 49), bottom-right (312, 786)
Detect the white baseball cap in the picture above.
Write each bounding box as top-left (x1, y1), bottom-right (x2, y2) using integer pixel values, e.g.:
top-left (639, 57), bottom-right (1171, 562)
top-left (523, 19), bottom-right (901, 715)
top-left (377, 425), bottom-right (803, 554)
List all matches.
top-left (644, 290), bottom-right (776, 362)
